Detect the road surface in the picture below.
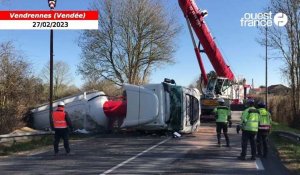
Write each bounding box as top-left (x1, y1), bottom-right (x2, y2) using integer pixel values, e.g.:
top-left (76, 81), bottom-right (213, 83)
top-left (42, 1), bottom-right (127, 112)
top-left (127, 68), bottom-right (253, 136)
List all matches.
top-left (0, 112), bottom-right (290, 175)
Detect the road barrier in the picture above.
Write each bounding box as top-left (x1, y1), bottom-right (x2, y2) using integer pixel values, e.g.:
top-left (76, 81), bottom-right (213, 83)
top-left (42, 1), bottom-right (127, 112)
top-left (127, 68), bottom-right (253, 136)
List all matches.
top-left (0, 132), bottom-right (53, 145)
top-left (274, 131), bottom-right (300, 144)
top-left (0, 129), bottom-right (92, 146)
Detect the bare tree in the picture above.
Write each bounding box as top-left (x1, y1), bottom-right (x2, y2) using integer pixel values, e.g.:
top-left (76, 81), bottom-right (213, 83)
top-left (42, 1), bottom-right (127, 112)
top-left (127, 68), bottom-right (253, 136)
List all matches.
top-left (78, 0), bottom-right (180, 86)
top-left (259, 0), bottom-right (300, 126)
top-left (82, 79), bottom-right (122, 97)
top-left (40, 60), bottom-right (73, 99)
top-left (0, 42), bottom-right (44, 134)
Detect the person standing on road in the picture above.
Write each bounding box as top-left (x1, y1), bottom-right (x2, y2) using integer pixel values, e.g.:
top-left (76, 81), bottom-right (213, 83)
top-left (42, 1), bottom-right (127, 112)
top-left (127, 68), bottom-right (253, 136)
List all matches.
top-left (256, 102), bottom-right (272, 158)
top-left (238, 99), bottom-right (260, 160)
top-left (51, 101), bottom-right (73, 155)
top-left (213, 98), bottom-right (232, 147)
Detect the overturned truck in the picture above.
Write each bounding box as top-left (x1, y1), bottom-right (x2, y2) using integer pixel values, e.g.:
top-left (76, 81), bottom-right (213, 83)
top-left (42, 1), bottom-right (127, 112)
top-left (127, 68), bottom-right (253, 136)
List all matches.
top-left (31, 80), bottom-right (201, 134)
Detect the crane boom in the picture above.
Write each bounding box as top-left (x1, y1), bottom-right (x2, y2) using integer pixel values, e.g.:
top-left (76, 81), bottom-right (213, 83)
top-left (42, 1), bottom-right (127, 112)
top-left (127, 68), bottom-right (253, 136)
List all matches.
top-left (178, 0), bottom-right (235, 81)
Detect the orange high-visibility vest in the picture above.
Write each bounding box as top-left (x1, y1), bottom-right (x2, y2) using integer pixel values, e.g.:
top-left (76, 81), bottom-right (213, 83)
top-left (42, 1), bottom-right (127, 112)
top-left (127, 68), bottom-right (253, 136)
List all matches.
top-left (52, 107), bottom-right (67, 128)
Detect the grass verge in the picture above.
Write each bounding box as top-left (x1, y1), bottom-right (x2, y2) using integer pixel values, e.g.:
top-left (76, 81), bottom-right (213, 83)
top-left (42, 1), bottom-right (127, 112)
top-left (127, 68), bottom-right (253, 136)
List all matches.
top-left (272, 121), bottom-right (300, 134)
top-left (270, 122), bottom-right (300, 174)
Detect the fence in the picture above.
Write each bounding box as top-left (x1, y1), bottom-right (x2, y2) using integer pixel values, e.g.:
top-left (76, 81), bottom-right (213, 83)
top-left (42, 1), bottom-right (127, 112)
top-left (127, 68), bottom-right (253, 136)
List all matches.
top-left (0, 132), bottom-right (53, 146)
top-left (274, 131), bottom-right (300, 144)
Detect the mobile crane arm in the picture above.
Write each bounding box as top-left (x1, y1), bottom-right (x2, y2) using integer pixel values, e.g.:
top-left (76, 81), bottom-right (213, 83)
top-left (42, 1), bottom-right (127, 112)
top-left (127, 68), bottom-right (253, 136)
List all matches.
top-left (178, 0), bottom-right (235, 81)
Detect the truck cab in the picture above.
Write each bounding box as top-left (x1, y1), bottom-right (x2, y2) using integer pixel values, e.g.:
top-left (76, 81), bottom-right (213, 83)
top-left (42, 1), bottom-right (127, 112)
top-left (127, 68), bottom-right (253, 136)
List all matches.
top-left (123, 79), bottom-right (201, 133)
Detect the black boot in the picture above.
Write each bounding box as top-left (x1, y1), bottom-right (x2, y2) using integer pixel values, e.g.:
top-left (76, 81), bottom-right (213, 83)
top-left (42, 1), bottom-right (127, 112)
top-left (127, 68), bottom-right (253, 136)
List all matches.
top-left (237, 156), bottom-right (246, 160)
top-left (224, 133), bottom-right (230, 147)
top-left (217, 133), bottom-right (221, 147)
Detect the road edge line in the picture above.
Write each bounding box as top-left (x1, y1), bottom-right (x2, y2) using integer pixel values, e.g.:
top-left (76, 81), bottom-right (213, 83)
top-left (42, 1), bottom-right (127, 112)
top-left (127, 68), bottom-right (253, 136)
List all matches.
top-left (255, 158), bottom-right (265, 170)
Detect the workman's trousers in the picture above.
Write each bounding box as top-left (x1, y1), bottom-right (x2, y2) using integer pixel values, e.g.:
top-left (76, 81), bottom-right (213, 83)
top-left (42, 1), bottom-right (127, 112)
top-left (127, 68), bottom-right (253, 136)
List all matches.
top-left (256, 130), bottom-right (269, 157)
top-left (240, 130), bottom-right (257, 157)
top-left (216, 122), bottom-right (229, 146)
top-left (54, 128), bottom-right (70, 154)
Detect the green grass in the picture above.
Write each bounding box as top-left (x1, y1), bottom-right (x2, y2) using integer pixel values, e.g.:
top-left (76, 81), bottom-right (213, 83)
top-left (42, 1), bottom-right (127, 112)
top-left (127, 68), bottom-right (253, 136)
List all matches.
top-left (270, 122), bottom-right (300, 174)
top-left (271, 121), bottom-right (300, 134)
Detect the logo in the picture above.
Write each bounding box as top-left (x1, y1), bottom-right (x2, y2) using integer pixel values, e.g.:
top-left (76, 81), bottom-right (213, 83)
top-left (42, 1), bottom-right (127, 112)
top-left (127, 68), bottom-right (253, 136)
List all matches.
top-left (273, 12), bottom-right (288, 27)
top-left (240, 12), bottom-right (288, 27)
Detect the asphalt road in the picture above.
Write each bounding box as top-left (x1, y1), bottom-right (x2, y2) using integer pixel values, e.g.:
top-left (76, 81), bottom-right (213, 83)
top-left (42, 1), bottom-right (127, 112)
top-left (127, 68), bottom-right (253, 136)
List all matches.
top-left (0, 112), bottom-right (291, 175)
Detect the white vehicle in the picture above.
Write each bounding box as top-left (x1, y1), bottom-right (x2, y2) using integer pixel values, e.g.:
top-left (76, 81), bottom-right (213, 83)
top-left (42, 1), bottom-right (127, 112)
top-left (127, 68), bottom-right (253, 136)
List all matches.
top-left (125, 80), bottom-right (201, 133)
top-left (31, 79), bottom-right (201, 134)
top-left (31, 91), bottom-right (109, 131)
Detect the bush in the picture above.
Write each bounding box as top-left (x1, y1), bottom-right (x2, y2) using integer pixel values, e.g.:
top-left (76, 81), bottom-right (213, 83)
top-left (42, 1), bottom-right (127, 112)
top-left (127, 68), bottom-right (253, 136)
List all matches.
top-left (0, 42), bottom-right (44, 134)
top-left (268, 95), bottom-right (294, 125)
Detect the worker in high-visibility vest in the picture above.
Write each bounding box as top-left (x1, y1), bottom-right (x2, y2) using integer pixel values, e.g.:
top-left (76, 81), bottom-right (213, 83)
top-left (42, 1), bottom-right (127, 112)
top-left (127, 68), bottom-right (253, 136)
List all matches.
top-left (51, 101), bottom-right (73, 155)
top-left (213, 98), bottom-right (231, 147)
top-left (238, 99), bottom-right (260, 160)
top-left (256, 102), bottom-right (272, 158)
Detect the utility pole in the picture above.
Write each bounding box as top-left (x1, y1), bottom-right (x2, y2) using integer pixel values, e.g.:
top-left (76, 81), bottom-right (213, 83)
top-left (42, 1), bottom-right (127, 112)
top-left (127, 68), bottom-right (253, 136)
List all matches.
top-left (265, 24), bottom-right (268, 110)
top-left (48, 0), bottom-right (56, 129)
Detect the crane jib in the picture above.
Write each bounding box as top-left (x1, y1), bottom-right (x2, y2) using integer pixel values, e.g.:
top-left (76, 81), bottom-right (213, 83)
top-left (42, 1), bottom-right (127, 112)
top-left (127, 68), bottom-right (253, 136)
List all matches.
top-left (178, 0), bottom-right (235, 81)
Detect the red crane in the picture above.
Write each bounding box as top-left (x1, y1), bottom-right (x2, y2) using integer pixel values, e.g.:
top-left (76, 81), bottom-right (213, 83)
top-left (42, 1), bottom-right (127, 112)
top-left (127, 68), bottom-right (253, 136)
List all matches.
top-left (178, 0), bottom-right (235, 84)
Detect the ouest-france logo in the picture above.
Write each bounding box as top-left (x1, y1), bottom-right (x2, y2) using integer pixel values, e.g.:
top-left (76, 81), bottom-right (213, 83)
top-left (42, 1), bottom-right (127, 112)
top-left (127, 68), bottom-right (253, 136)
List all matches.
top-left (240, 12), bottom-right (288, 27)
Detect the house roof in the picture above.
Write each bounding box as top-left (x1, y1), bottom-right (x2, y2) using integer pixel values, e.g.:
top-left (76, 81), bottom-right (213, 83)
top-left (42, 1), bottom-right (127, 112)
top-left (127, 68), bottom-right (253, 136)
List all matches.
top-left (268, 84), bottom-right (290, 94)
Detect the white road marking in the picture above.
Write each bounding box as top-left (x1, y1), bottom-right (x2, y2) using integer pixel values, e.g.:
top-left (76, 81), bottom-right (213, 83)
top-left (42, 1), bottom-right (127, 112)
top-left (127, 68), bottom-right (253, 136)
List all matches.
top-left (255, 158), bottom-right (264, 170)
top-left (100, 138), bottom-right (170, 175)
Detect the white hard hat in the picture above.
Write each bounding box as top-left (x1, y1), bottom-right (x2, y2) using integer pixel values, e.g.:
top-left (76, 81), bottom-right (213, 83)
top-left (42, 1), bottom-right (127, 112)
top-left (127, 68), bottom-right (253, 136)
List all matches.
top-left (58, 101), bottom-right (65, 106)
top-left (218, 98), bottom-right (225, 103)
